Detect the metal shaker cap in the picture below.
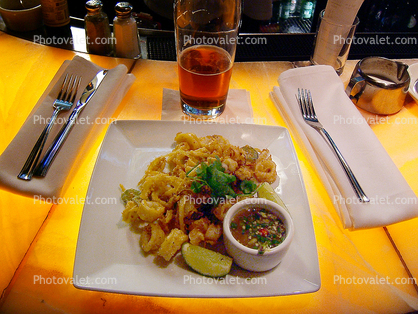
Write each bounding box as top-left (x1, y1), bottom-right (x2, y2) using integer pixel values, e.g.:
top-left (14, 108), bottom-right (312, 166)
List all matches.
top-left (86, 0), bottom-right (103, 12)
top-left (115, 2), bottom-right (133, 17)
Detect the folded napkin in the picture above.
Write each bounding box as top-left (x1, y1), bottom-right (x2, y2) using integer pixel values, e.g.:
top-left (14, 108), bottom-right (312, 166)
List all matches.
top-left (272, 65), bottom-right (418, 229)
top-left (161, 88), bottom-right (253, 123)
top-left (0, 56), bottom-right (135, 199)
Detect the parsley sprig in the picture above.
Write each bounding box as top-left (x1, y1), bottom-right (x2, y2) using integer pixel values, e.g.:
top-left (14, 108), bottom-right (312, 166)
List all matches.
top-left (186, 156), bottom-right (257, 200)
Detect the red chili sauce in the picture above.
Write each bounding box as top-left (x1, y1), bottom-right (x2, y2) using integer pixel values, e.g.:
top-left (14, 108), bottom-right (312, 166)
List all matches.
top-left (230, 207), bottom-right (286, 255)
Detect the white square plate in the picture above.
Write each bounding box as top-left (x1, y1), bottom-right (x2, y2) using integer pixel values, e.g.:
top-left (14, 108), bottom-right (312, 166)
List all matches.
top-left (73, 120), bottom-right (320, 297)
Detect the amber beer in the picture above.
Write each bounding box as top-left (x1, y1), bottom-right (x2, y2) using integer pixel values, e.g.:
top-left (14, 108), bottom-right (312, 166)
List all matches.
top-left (178, 45), bottom-right (233, 117)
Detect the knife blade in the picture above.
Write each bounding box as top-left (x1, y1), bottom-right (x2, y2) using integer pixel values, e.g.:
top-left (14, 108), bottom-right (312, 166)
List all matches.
top-left (33, 69), bottom-right (108, 177)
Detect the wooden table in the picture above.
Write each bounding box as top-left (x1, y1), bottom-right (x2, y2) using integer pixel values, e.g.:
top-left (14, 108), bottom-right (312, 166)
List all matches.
top-left (1, 31), bottom-right (418, 313)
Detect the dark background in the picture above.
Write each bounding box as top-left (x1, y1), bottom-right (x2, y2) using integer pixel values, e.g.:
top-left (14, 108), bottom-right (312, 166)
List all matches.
top-left (68, 0), bottom-right (418, 61)
top-left (70, 0), bottom-right (418, 33)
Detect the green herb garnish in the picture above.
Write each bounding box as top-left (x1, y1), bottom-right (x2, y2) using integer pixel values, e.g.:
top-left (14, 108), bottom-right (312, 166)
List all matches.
top-left (186, 156), bottom-right (258, 200)
top-left (239, 180), bottom-right (257, 194)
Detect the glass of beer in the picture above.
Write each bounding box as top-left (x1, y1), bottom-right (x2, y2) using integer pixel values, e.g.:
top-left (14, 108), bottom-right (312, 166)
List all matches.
top-left (175, 0), bottom-right (241, 119)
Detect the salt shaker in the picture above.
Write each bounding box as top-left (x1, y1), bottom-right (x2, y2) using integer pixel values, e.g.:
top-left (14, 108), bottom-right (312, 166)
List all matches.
top-left (84, 0), bottom-right (113, 56)
top-left (113, 2), bottom-right (141, 59)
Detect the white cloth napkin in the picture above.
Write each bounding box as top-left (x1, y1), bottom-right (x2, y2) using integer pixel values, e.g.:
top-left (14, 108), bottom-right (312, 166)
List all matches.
top-left (161, 88), bottom-right (253, 123)
top-left (271, 65), bottom-right (418, 229)
top-left (0, 56), bottom-right (135, 199)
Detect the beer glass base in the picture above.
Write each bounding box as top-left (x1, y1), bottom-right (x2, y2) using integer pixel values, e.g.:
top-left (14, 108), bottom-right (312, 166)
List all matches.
top-left (181, 102), bottom-right (225, 120)
top-left (310, 57), bottom-right (344, 76)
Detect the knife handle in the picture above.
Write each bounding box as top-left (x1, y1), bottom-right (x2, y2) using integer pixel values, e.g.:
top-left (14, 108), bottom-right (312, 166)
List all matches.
top-left (33, 109), bottom-right (80, 177)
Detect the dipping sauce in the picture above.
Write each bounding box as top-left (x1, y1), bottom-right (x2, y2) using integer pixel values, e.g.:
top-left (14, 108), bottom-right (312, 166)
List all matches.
top-left (230, 207), bottom-right (286, 255)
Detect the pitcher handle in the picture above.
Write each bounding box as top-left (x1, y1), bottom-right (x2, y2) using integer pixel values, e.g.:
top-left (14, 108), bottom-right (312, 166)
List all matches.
top-left (345, 61), bottom-right (366, 104)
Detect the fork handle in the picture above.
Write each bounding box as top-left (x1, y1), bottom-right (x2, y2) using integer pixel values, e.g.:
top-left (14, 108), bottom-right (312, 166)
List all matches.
top-left (17, 109), bottom-right (60, 180)
top-left (33, 108), bottom-right (81, 177)
top-left (320, 128), bottom-right (370, 203)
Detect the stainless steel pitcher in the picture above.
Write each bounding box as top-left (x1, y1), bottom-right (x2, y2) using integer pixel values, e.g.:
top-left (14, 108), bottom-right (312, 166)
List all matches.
top-left (346, 57), bottom-right (410, 115)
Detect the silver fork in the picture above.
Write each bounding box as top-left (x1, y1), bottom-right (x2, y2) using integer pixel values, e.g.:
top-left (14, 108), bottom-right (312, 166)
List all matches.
top-left (297, 88), bottom-right (370, 203)
top-left (18, 74), bottom-right (82, 181)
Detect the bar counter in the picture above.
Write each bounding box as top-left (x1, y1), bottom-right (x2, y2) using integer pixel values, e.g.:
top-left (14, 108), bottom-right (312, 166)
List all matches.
top-left (1, 31), bottom-right (418, 313)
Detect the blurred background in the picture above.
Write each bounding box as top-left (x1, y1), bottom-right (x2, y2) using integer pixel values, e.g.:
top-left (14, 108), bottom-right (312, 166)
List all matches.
top-left (67, 0), bottom-right (418, 34)
top-left (1, 0), bottom-right (416, 61)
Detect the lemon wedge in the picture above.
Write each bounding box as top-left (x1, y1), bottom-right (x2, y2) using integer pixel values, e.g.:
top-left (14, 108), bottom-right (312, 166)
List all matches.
top-left (257, 182), bottom-right (289, 213)
top-left (181, 243), bottom-right (233, 277)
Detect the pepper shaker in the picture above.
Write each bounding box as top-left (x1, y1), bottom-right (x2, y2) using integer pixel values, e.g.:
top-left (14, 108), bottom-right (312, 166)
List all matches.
top-left (84, 0), bottom-right (113, 56)
top-left (113, 2), bottom-right (141, 59)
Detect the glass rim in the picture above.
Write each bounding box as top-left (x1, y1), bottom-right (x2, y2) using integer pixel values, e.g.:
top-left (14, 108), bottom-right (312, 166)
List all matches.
top-left (319, 9), bottom-right (360, 28)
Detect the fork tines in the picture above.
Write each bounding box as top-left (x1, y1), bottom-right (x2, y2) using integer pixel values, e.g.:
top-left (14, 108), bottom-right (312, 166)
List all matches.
top-left (58, 74), bottom-right (81, 105)
top-left (297, 88), bottom-right (316, 121)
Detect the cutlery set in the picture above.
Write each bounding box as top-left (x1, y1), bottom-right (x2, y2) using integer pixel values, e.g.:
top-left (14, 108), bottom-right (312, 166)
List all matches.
top-left (17, 70), bottom-right (369, 205)
top-left (18, 70), bottom-right (108, 181)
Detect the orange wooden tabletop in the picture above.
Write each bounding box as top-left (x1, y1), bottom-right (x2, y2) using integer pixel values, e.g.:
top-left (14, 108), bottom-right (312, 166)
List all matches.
top-left (1, 31), bottom-right (417, 313)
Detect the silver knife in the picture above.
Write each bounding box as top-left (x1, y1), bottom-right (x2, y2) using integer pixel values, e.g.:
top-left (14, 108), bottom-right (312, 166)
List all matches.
top-left (33, 69), bottom-right (108, 177)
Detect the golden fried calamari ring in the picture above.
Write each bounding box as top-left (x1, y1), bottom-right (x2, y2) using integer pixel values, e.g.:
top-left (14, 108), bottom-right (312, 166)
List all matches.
top-left (255, 158), bottom-right (277, 183)
top-left (188, 228), bottom-right (205, 245)
top-left (121, 200), bottom-right (141, 223)
top-left (140, 222), bottom-right (166, 252)
top-left (136, 199), bottom-right (165, 222)
top-left (204, 223), bottom-right (222, 245)
top-left (157, 228), bottom-right (188, 261)
top-left (175, 133), bottom-right (202, 150)
top-left (221, 157), bottom-right (239, 173)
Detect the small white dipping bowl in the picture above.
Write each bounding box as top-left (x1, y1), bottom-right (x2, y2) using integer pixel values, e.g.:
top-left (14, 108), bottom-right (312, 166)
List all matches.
top-left (223, 198), bottom-right (294, 272)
